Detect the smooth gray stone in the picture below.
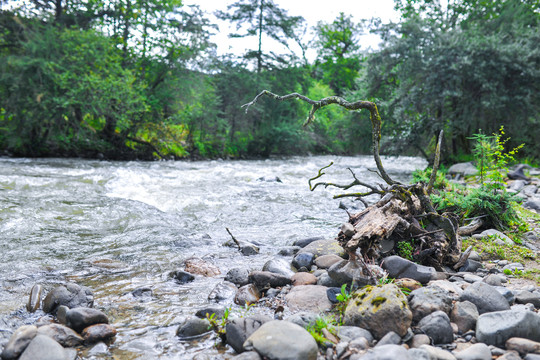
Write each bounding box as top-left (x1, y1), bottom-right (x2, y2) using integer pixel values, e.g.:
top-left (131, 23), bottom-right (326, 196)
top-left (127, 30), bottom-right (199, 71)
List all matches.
top-left (476, 310), bottom-right (540, 347)
top-left (208, 281), bottom-right (237, 302)
top-left (448, 162), bottom-right (478, 176)
top-left (495, 286), bottom-right (515, 305)
top-left (451, 301), bottom-right (479, 334)
top-left (262, 258), bottom-right (295, 278)
top-left (355, 344), bottom-right (411, 359)
top-left (65, 307), bottom-right (108, 333)
top-left (243, 320), bottom-right (318, 359)
top-left (292, 252), bottom-right (315, 270)
top-left (454, 343), bottom-right (491, 360)
top-left (515, 290), bottom-right (540, 308)
top-left (336, 326), bottom-right (374, 344)
top-left (460, 282), bottom-right (510, 314)
top-left (286, 312), bottom-right (319, 329)
top-left (327, 260), bottom-right (372, 287)
top-left (226, 315), bottom-right (272, 353)
top-left (1, 325), bottom-right (37, 360)
top-left (225, 268), bottom-right (250, 287)
top-left (176, 317), bottom-right (210, 339)
top-left (375, 331), bottom-right (401, 346)
top-left (408, 286), bottom-right (453, 322)
top-left (381, 256), bottom-right (435, 284)
top-left (18, 335), bottom-right (66, 360)
top-left (417, 311), bottom-right (453, 344)
top-left (232, 351), bottom-right (262, 360)
top-left (248, 271), bottom-right (291, 290)
top-left (42, 283), bottom-right (94, 314)
top-left (37, 324), bottom-right (84, 347)
top-left (525, 355), bottom-right (540, 360)
top-left (407, 348), bottom-right (431, 360)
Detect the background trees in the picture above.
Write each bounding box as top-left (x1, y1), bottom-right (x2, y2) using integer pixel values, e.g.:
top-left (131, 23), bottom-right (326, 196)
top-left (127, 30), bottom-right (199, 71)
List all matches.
top-left (0, 0), bottom-right (538, 162)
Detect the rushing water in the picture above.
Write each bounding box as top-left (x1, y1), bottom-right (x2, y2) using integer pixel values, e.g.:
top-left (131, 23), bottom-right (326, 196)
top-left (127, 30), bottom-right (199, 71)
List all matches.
top-left (0, 155), bottom-right (426, 359)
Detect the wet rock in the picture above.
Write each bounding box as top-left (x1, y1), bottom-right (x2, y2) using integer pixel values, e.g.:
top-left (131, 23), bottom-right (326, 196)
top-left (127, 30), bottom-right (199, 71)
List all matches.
top-left (1, 325), bottom-right (37, 360)
top-left (225, 268), bottom-right (250, 287)
top-left (476, 309), bottom-right (540, 347)
top-left (176, 317), bottom-right (211, 339)
top-left (248, 271), bottom-right (291, 290)
top-left (327, 260), bottom-right (372, 287)
top-left (450, 301), bottom-right (479, 334)
top-left (375, 331), bottom-right (401, 346)
top-left (27, 284), bottom-right (42, 313)
top-left (277, 246), bottom-right (300, 256)
top-left (454, 343), bottom-right (491, 360)
top-left (419, 345), bottom-right (457, 360)
top-left (291, 272), bottom-right (317, 286)
top-left (297, 239), bottom-right (346, 258)
top-left (285, 285), bottom-right (333, 312)
top-left (515, 290), bottom-right (540, 308)
top-left (257, 176), bottom-right (282, 182)
top-left (291, 252), bottom-right (315, 270)
top-left (18, 335), bottom-right (66, 360)
top-left (314, 254), bottom-right (343, 269)
top-left (418, 311), bottom-right (453, 344)
top-left (131, 287), bottom-right (152, 297)
top-left (408, 286), bottom-right (453, 322)
top-left (409, 334), bottom-right (430, 348)
top-left (195, 306), bottom-right (226, 320)
top-left (381, 256), bottom-right (436, 284)
top-left (37, 324), bottom-right (84, 347)
top-left (81, 324), bottom-right (117, 344)
top-left (472, 229), bottom-right (513, 246)
top-left (506, 337), bottom-right (540, 355)
top-left (87, 342), bottom-right (109, 356)
top-left (262, 258), bottom-right (295, 278)
top-left (56, 305), bottom-right (69, 325)
top-left (344, 284), bottom-right (412, 340)
top-left (65, 307), bottom-right (109, 333)
top-left (336, 326), bottom-right (374, 344)
top-left (234, 284), bottom-right (261, 306)
top-left (293, 237), bottom-right (324, 248)
top-left (239, 242), bottom-right (260, 256)
top-left (42, 283), bottom-right (94, 314)
top-left (208, 281), bottom-right (237, 302)
top-left (243, 320), bottom-right (318, 360)
top-left (358, 344), bottom-right (410, 359)
top-left (170, 270), bottom-right (195, 284)
top-left (225, 315), bottom-right (272, 353)
top-left (460, 282), bottom-right (510, 314)
top-left (184, 257), bottom-right (220, 277)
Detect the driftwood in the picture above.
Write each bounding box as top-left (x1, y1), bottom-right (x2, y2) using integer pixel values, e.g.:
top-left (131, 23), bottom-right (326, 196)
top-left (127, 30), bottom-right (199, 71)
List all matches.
top-left (243, 90), bottom-right (462, 271)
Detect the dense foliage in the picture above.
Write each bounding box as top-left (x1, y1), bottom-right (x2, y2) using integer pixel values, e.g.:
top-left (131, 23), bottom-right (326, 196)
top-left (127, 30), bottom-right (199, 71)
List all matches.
top-left (0, 0), bottom-right (538, 160)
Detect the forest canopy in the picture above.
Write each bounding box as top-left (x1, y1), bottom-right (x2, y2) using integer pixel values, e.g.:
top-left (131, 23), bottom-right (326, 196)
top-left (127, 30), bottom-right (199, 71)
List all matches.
top-left (0, 0), bottom-right (538, 161)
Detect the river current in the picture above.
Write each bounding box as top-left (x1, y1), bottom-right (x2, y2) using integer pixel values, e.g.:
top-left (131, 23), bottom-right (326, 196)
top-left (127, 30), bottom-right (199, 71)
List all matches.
top-left (0, 155), bottom-right (426, 359)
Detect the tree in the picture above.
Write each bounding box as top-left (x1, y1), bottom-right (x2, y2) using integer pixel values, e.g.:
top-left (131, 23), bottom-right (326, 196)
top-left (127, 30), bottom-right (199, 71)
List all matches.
top-left (313, 13), bottom-right (364, 95)
top-left (217, 0), bottom-right (304, 73)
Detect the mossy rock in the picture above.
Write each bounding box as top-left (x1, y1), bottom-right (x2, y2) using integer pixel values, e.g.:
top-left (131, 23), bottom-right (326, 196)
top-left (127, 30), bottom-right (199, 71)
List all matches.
top-left (298, 239), bottom-right (346, 258)
top-left (344, 284), bottom-right (412, 340)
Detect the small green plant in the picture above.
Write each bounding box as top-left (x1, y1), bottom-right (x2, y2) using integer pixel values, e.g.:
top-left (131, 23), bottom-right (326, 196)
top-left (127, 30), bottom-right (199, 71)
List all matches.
top-left (335, 283), bottom-right (352, 303)
top-left (207, 307), bottom-right (230, 341)
top-left (397, 241), bottom-right (414, 261)
top-left (306, 315), bottom-right (339, 345)
top-left (412, 166), bottom-right (448, 190)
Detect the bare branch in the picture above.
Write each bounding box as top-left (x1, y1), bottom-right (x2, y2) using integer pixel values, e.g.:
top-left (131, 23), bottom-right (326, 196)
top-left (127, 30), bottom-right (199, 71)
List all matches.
top-left (308, 162), bottom-right (333, 191)
top-left (243, 90), bottom-right (399, 186)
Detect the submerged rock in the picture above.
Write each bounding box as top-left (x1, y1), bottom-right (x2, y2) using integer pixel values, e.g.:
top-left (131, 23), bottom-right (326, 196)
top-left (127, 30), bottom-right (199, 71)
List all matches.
top-left (184, 257), bottom-right (220, 277)
top-left (42, 283), bottom-right (94, 314)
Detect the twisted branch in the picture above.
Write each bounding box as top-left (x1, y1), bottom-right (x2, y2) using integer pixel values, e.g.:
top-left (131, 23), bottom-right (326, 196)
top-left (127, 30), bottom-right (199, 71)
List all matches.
top-left (242, 90), bottom-right (398, 186)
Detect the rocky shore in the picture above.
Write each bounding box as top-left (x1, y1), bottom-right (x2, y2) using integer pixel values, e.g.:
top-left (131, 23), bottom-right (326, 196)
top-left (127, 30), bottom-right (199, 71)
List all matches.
top-left (1, 165), bottom-right (540, 360)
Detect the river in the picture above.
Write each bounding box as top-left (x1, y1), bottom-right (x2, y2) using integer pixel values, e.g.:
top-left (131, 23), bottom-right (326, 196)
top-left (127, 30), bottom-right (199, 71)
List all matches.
top-left (0, 155), bottom-right (426, 359)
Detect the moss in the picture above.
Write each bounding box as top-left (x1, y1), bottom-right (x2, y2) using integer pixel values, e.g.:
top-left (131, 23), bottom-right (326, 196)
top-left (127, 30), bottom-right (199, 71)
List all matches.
top-left (371, 296), bottom-right (387, 307)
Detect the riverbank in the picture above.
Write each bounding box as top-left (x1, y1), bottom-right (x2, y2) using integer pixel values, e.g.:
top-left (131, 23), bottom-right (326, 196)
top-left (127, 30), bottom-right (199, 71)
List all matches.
top-left (1, 159), bottom-right (540, 359)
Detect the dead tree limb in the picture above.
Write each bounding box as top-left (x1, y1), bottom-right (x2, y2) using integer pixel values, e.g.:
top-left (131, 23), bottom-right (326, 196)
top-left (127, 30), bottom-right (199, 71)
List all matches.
top-left (243, 90), bottom-right (398, 186)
